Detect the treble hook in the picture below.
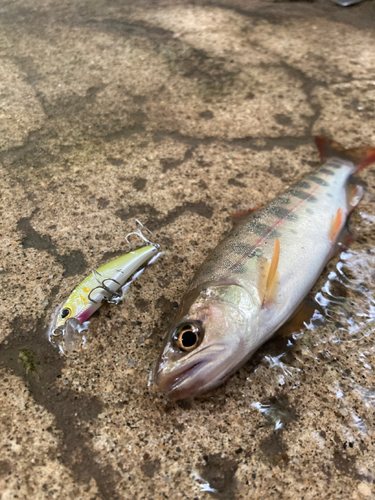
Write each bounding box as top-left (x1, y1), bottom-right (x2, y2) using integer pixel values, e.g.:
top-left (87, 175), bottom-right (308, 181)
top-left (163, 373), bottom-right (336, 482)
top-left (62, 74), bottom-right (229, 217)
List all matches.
top-left (87, 273), bottom-right (123, 304)
top-left (125, 219), bottom-right (160, 249)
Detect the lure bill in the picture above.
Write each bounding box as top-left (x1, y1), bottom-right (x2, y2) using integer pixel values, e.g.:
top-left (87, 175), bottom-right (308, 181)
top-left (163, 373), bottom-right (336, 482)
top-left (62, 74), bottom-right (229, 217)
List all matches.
top-left (155, 136), bottom-right (375, 400)
top-left (48, 221), bottom-right (161, 353)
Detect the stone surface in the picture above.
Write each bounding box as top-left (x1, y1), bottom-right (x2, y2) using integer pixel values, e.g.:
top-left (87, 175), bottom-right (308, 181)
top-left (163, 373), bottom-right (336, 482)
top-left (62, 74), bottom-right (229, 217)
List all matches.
top-left (0, 0), bottom-right (375, 499)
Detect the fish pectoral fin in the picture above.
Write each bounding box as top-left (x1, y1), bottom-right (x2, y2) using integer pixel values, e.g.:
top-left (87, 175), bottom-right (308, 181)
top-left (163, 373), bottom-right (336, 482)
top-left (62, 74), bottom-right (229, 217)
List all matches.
top-left (259, 237), bottom-right (280, 307)
top-left (329, 207), bottom-right (345, 242)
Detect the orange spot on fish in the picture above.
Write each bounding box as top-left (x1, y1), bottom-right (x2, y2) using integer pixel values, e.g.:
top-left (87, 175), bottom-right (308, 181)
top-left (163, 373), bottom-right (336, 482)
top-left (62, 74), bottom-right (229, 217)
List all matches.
top-left (330, 207), bottom-right (345, 242)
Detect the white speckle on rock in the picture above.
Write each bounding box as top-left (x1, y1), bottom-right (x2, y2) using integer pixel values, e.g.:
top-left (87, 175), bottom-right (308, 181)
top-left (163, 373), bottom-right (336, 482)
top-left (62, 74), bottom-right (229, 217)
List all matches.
top-left (358, 483), bottom-right (372, 497)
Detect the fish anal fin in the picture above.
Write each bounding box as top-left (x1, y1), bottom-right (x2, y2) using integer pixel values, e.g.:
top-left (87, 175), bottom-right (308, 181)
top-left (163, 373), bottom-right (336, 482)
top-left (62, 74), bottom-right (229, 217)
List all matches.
top-left (259, 238), bottom-right (280, 307)
top-left (346, 183), bottom-right (364, 213)
top-left (315, 136), bottom-right (375, 172)
top-left (330, 207), bottom-right (345, 242)
top-left (231, 205), bottom-right (262, 225)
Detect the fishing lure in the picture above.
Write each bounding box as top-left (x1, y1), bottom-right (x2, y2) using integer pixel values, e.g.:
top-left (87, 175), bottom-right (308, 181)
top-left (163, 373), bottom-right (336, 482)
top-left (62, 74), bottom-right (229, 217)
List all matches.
top-left (155, 136), bottom-right (375, 399)
top-left (49, 220), bottom-right (161, 353)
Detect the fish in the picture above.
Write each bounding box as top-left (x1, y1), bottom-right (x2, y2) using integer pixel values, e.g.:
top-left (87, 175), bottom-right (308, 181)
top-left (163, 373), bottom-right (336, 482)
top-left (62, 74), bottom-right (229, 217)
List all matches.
top-left (48, 221), bottom-right (161, 353)
top-left (155, 136), bottom-right (375, 400)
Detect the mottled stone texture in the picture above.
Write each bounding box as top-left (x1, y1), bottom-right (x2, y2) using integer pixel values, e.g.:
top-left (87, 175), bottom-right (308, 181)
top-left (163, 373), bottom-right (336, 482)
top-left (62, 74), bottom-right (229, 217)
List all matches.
top-left (0, 1), bottom-right (375, 499)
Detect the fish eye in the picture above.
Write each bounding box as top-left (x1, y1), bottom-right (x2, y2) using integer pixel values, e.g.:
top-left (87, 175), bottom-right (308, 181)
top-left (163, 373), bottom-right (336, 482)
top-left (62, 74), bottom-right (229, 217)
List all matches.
top-left (61, 308), bottom-right (71, 319)
top-left (174, 322), bottom-right (203, 352)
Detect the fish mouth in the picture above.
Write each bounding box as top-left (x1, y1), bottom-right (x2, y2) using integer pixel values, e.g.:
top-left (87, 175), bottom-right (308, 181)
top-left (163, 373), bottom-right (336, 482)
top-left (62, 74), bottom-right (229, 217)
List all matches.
top-left (155, 344), bottom-right (230, 400)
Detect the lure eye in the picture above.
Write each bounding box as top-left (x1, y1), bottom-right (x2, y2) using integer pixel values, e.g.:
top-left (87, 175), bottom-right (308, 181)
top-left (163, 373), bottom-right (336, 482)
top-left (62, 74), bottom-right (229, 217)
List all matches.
top-left (174, 322), bottom-right (203, 352)
top-left (61, 308), bottom-right (71, 319)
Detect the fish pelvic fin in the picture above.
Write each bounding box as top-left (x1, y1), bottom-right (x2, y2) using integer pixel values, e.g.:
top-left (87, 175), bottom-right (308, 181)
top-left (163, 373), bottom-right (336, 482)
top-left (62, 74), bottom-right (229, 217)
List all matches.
top-left (259, 237), bottom-right (280, 307)
top-left (330, 207), bottom-right (345, 242)
top-left (315, 136), bottom-right (375, 172)
top-left (329, 222), bottom-right (355, 259)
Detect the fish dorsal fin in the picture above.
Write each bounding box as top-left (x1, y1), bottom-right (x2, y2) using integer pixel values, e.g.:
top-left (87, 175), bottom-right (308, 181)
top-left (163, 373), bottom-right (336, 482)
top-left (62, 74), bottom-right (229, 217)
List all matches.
top-left (259, 237), bottom-right (280, 307)
top-left (231, 205), bottom-right (262, 225)
top-left (330, 207), bottom-right (345, 242)
top-left (315, 136), bottom-right (375, 173)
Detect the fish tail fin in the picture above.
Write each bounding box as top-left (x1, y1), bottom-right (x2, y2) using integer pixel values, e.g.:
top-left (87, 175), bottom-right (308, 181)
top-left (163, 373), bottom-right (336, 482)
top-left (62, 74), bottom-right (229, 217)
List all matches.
top-left (315, 136), bottom-right (375, 172)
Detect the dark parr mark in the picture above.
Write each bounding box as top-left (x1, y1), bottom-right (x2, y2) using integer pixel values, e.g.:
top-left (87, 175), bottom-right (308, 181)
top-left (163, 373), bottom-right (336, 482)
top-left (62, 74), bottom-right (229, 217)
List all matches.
top-left (269, 206), bottom-right (297, 220)
top-left (247, 221), bottom-right (277, 237)
top-left (278, 196), bottom-right (291, 205)
top-left (288, 189), bottom-right (317, 202)
top-left (0, 316), bottom-right (120, 498)
top-left (309, 175), bottom-right (329, 187)
top-left (297, 181), bottom-right (311, 189)
top-left (199, 453), bottom-right (238, 500)
top-left (229, 242), bottom-right (258, 256)
top-left (326, 159), bottom-right (343, 169)
top-left (319, 168), bottom-right (335, 176)
top-left (240, 220), bottom-right (265, 235)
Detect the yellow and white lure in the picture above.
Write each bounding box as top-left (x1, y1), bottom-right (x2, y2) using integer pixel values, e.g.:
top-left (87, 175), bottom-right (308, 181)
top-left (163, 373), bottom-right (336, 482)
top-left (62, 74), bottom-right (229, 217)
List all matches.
top-left (48, 220), bottom-right (161, 353)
